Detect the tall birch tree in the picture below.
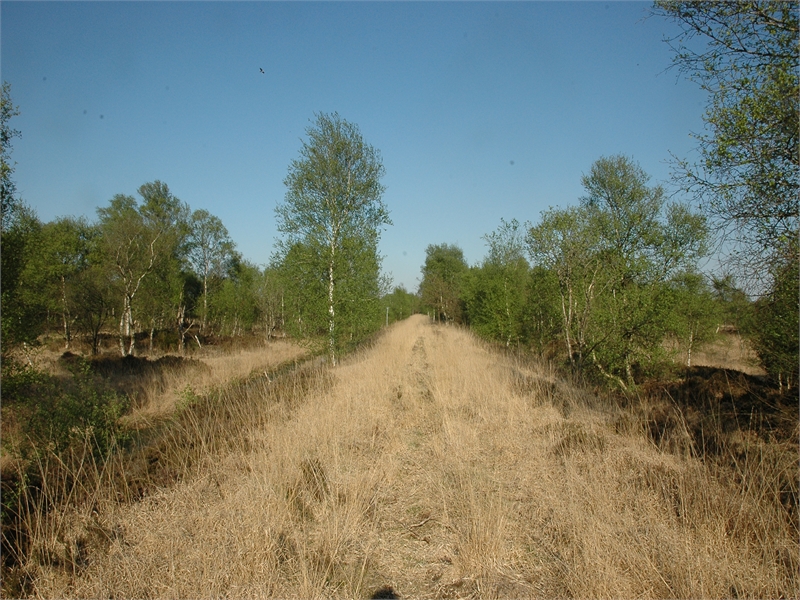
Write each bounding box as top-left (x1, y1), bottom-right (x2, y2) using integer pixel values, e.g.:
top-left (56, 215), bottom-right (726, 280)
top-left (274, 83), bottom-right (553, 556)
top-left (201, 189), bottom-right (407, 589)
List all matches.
top-left (276, 113), bottom-right (390, 365)
top-left (97, 181), bottom-right (188, 356)
top-left (188, 209), bottom-right (235, 333)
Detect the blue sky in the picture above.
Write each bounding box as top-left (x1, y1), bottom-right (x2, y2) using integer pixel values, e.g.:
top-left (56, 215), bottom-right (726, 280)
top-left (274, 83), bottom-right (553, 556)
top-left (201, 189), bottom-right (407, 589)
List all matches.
top-left (2, 1), bottom-right (707, 292)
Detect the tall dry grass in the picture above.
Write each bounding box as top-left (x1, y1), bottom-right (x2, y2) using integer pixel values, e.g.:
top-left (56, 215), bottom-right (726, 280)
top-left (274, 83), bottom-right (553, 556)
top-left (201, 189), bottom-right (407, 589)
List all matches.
top-left (12, 316), bottom-right (798, 598)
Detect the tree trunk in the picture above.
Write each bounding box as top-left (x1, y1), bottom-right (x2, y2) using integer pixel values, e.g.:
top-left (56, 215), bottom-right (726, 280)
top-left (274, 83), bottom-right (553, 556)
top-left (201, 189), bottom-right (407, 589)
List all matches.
top-left (328, 259), bottom-right (336, 366)
top-left (119, 309), bottom-right (127, 357)
top-left (119, 294), bottom-right (133, 356)
top-left (560, 286), bottom-right (574, 366)
top-left (60, 275), bottom-right (71, 349)
top-left (202, 272), bottom-right (208, 334)
top-left (177, 302), bottom-right (186, 356)
top-left (126, 303), bottom-right (136, 356)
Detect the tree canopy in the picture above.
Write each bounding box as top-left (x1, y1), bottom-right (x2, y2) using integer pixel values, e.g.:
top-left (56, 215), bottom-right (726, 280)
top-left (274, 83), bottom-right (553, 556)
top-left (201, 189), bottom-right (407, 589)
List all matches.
top-left (527, 155), bottom-right (707, 386)
top-left (419, 244), bottom-right (469, 324)
top-left (275, 112), bottom-right (391, 364)
top-left (653, 1), bottom-right (799, 283)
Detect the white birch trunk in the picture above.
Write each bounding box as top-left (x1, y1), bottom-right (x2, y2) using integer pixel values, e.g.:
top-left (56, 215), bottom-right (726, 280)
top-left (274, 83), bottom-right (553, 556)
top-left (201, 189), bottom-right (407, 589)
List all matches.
top-left (328, 259), bottom-right (336, 366)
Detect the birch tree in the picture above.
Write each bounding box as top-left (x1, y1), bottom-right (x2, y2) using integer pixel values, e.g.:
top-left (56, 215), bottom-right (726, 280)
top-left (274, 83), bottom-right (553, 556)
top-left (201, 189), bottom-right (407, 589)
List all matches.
top-left (527, 156), bottom-right (707, 387)
top-left (653, 1), bottom-right (798, 283)
top-left (188, 209), bottom-right (235, 333)
top-left (276, 113), bottom-right (390, 365)
top-left (97, 181), bottom-right (188, 356)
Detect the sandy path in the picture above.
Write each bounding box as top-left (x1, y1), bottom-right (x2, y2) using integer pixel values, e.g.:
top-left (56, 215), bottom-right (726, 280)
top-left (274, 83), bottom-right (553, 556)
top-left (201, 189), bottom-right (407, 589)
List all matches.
top-left (34, 315), bottom-right (797, 599)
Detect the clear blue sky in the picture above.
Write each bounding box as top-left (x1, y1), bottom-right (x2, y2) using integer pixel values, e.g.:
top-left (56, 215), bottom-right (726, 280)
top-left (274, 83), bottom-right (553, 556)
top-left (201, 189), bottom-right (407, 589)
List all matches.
top-left (2, 1), bottom-right (706, 292)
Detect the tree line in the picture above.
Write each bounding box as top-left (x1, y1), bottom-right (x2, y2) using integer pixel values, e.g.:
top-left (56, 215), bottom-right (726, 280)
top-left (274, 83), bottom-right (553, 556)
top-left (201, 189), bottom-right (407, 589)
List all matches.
top-left (1, 102), bottom-right (392, 366)
top-left (1, 2), bottom-right (796, 387)
top-left (418, 1), bottom-right (798, 390)
top-left (418, 160), bottom-right (793, 389)
top-left (1, 174), bottom-right (268, 356)
top-left (418, 155), bottom-right (757, 388)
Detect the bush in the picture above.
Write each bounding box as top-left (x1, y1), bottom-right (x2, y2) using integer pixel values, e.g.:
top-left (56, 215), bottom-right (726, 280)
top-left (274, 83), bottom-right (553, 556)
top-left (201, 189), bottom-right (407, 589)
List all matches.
top-left (750, 249), bottom-right (799, 390)
top-left (1, 357), bottom-right (130, 459)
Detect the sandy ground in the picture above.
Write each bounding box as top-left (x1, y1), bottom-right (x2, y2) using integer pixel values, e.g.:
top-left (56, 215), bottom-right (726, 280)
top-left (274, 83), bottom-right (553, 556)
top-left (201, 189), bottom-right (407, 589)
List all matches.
top-left (28, 315), bottom-right (798, 599)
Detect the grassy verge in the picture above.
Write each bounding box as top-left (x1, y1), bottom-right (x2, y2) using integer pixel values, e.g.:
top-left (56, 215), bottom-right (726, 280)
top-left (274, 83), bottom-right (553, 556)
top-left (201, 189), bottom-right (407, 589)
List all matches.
top-left (1, 339), bottom-right (309, 598)
top-left (3, 318), bottom-right (797, 598)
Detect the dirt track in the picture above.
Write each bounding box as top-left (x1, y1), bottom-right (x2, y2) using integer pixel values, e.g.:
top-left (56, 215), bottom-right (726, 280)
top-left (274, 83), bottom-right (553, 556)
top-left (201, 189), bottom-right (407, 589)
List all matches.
top-left (32, 315), bottom-right (799, 599)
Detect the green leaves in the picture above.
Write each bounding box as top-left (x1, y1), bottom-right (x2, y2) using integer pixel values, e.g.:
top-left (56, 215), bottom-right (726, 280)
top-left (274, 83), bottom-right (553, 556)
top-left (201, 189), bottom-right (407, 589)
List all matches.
top-left (279, 112), bottom-right (389, 250)
top-left (1, 81), bottom-right (21, 231)
top-left (275, 113), bottom-right (390, 363)
top-left (654, 1), bottom-right (798, 384)
top-left (749, 240), bottom-right (799, 388)
top-left (464, 219), bottom-right (530, 346)
top-left (419, 244), bottom-right (469, 324)
top-left (526, 155), bottom-right (708, 385)
top-left (654, 1), bottom-right (799, 284)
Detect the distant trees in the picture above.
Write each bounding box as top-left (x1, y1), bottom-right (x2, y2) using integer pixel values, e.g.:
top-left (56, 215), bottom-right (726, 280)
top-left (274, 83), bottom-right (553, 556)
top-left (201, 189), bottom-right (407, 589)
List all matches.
top-left (749, 242), bottom-right (798, 390)
top-left (212, 257), bottom-right (261, 337)
top-left (463, 219), bottom-right (529, 346)
top-left (654, 1), bottom-right (798, 386)
top-left (666, 271), bottom-right (720, 367)
top-left (96, 182), bottom-right (190, 356)
top-left (383, 285), bottom-right (420, 325)
top-left (1, 82), bottom-right (44, 351)
top-left (419, 244), bottom-right (468, 323)
top-left (27, 217), bottom-right (96, 349)
top-left (2, 95), bottom-right (395, 360)
top-left (418, 156), bottom-right (713, 389)
top-left (274, 112), bottom-right (391, 365)
top-left (188, 209), bottom-right (235, 334)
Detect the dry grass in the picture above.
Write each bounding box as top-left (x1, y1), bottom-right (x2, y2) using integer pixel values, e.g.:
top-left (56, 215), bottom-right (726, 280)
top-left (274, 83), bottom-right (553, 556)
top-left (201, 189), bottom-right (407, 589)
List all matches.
top-left (130, 340), bottom-right (307, 419)
top-left (12, 316), bottom-right (798, 598)
top-left (670, 332), bottom-right (765, 376)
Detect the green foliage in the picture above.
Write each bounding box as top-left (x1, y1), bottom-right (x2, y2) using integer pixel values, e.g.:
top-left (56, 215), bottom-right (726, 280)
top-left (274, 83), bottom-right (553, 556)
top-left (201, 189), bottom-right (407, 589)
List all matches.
top-left (1, 81), bottom-right (21, 230)
top-left (211, 258), bottom-right (262, 336)
top-left (526, 155), bottom-right (708, 387)
top-left (277, 242), bottom-right (328, 343)
top-left (188, 209), bottom-right (236, 333)
top-left (383, 286), bottom-right (420, 325)
top-left (23, 217), bottom-right (96, 348)
top-left (275, 112), bottom-right (391, 364)
top-left (255, 266), bottom-right (287, 338)
top-left (1, 204), bottom-right (44, 349)
top-left (71, 262), bottom-right (115, 354)
top-left (654, 1), bottom-right (797, 389)
top-left (0, 84), bottom-right (258, 354)
top-left (666, 272), bottom-right (721, 367)
top-left (96, 182), bottom-right (191, 355)
top-left (521, 266), bottom-right (561, 354)
top-left (711, 274), bottom-right (752, 332)
top-left (333, 234), bottom-right (386, 351)
top-left (419, 243), bottom-right (469, 323)
top-left (2, 358), bottom-right (130, 459)
top-left (0, 83), bottom-right (47, 352)
top-left (653, 0), bottom-right (799, 284)
top-left (749, 241), bottom-right (799, 389)
top-left (277, 235), bottom-right (385, 354)
top-left (463, 219), bottom-right (530, 346)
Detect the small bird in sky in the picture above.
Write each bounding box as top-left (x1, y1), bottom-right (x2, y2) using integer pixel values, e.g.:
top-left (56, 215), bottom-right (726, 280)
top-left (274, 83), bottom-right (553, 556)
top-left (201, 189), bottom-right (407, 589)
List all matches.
top-left (260, 68), bottom-right (265, 74)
